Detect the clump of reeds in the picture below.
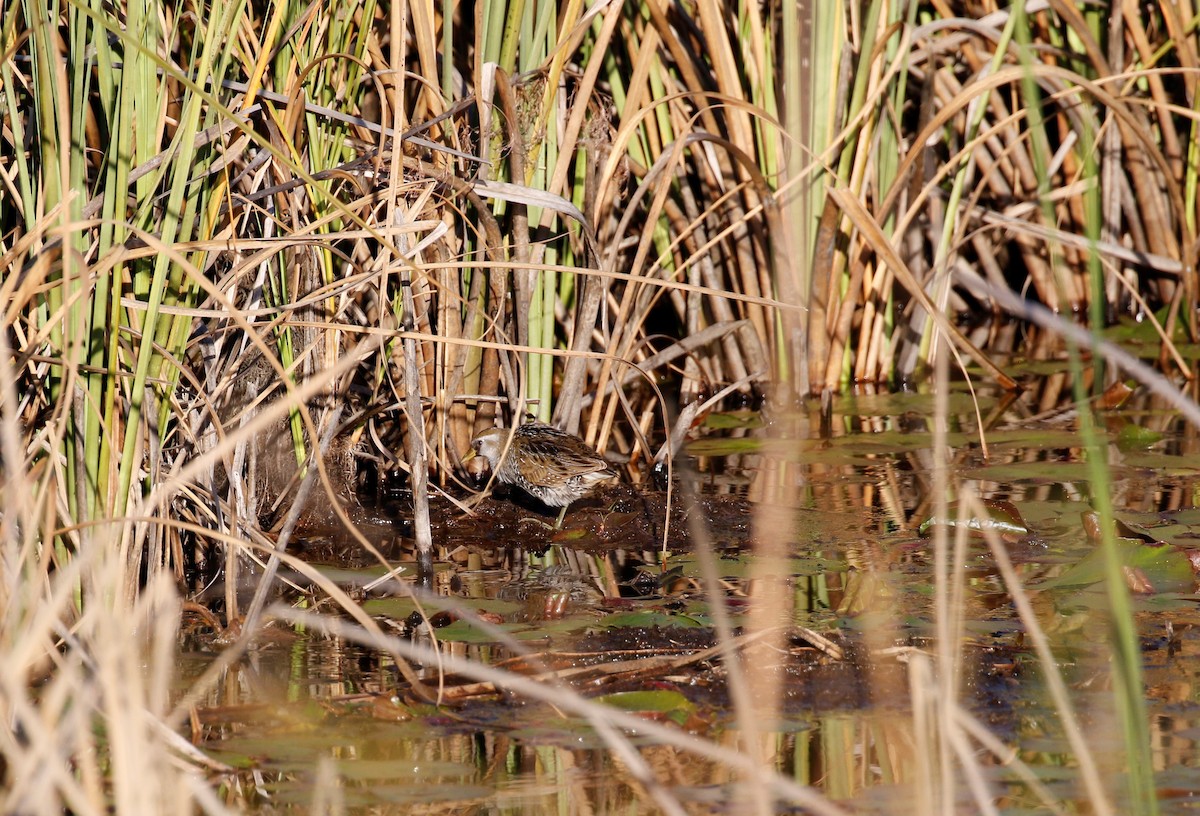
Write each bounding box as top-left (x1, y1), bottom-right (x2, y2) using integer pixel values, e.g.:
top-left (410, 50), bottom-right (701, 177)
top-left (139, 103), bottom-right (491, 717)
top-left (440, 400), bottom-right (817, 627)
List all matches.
top-left (2, 0), bottom-right (1197, 812)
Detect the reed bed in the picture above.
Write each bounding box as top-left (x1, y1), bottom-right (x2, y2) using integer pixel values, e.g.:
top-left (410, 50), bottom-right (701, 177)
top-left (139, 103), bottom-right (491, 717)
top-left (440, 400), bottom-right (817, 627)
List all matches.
top-left (1, 0), bottom-right (1197, 812)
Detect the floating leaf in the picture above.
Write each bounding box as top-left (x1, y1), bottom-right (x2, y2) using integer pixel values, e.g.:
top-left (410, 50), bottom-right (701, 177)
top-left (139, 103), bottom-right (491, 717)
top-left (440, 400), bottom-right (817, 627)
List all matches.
top-left (600, 610), bottom-right (706, 629)
top-left (832, 390), bottom-right (986, 417)
top-left (963, 461), bottom-right (1105, 483)
top-left (685, 437), bottom-right (765, 456)
top-left (1034, 539), bottom-right (1195, 594)
top-left (362, 596), bottom-right (521, 619)
top-left (429, 619), bottom-right (518, 643)
top-left (1087, 510), bottom-right (1200, 549)
top-left (1115, 422), bottom-right (1163, 450)
top-left (594, 690), bottom-right (694, 725)
top-left (702, 411), bottom-right (763, 430)
top-left (917, 499), bottom-right (1029, 541)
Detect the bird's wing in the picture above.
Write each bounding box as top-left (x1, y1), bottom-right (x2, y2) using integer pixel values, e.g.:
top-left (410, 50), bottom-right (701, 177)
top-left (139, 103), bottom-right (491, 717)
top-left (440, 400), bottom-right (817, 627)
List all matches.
top-left (517, 441), bottom-right (614, 483)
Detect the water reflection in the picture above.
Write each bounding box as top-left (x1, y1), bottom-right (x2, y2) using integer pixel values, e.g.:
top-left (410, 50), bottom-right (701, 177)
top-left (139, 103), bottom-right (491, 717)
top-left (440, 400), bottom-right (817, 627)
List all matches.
top-left (191, 628), bottom-right (933, 813)
top-left (182, 380), bottom-right (1200, 813)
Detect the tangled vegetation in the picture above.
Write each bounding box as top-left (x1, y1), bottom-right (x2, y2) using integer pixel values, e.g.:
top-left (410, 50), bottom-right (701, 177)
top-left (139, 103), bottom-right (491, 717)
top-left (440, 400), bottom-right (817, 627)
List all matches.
top-left (2, 0), bottom-right (1197, 812)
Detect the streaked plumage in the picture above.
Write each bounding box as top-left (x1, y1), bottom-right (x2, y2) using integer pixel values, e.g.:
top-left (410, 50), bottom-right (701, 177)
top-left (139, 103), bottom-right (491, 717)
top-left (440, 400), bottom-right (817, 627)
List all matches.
top-left (470, 422), bottom-right (617, 527)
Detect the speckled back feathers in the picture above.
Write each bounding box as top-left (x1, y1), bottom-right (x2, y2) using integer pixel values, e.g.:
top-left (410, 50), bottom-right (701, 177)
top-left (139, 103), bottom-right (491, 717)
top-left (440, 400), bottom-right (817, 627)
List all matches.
top-left (470, 421), bottom-right (617, 509)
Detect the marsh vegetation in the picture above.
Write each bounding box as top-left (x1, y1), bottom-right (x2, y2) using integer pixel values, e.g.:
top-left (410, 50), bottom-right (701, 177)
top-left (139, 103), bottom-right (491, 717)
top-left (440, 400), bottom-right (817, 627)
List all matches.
top-left (3, 0), bottom-right (1200, 812)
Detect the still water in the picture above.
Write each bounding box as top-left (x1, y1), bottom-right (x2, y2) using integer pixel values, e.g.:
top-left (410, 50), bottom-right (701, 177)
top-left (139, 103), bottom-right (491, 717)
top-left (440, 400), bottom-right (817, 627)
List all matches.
top-left (184, 382), bottom-right (1200, 814)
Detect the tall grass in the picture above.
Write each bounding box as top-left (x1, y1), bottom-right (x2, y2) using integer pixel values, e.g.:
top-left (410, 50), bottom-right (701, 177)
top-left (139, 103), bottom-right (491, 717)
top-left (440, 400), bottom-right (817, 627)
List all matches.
top-left (2, 0), bottom-right (1197, 812)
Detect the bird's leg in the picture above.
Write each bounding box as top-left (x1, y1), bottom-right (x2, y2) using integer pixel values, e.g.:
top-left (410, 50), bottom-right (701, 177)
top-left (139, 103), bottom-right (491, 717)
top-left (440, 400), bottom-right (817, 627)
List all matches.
top-left (554, 506), bottom-right (568, 529)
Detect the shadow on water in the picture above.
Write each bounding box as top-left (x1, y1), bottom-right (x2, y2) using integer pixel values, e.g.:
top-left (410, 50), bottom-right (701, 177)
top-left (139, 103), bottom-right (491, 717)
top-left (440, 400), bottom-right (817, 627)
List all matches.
top-left (183, 379), bottom-right (1200, 813)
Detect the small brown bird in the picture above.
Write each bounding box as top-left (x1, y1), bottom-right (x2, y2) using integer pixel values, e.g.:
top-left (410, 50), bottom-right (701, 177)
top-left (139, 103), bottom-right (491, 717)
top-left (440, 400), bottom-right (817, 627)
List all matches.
top-left (470, 421), bottom-right (618, 528)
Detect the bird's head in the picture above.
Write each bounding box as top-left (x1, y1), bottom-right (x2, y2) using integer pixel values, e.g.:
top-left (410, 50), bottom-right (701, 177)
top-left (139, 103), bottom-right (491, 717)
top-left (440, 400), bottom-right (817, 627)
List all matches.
top-left (468, 428), bottom-right (506, 469)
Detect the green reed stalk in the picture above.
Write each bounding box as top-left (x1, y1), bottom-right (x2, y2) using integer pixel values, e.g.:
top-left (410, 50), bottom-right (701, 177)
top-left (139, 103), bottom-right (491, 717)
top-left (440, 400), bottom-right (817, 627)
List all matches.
top-left (1076, 406), bottom-right (1158, 816)
top-left (110, 0), bottom-right (246, 544)
top-left (23, 0), bottom-right (91, 574)
top-left (922, 5), bottom-right (1019, 367)
top-left (90, 0), bottom-right (136, 522)
top-left (70, 0), bottom-right (106, 523)
top-left (877, 3), bottom-right (916, 239)
top-left (1078, 119), bottom-right (1159, 816)
top-left (869, 1), bottom-right (918, 385)
top-left (502, 0), bottom-right (562, 420)
top-left (834, 1), bottom-right (881, 187)
top-left (800, 0), bottom-right (841, 388)
top-left (495, 0), bottom-right (524, 72)
top-left (1011, 8), bottom-right (1154, 807)
top-left (1012, 3), bottom-right (1074, 313)
top-left (1187, 99), bottom-right (1200, 236)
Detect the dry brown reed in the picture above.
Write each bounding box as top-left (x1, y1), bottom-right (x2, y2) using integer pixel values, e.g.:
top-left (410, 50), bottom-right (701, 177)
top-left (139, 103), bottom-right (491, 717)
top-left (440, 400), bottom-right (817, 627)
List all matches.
top-left (3, 0), bottom-right (1198, 812)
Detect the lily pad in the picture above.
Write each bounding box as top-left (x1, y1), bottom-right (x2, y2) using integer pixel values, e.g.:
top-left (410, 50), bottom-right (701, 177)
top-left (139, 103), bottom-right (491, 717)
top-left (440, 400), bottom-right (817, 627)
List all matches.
top-left (1112, 509), bottom-right (1200, 548)
top-left (600, 610), bottom-right (707, 628)
top-left (594, 689), bottom-right (694, 725)
top-left (1115, 423), bottom-right (1163, 450)
top-left (685, 437), bottom-right (766, 456)
top-left (362, 596), bottom-right (522, 619)
top-left (703, 411), bottom-right (763, 430)
top-left (1034, 539), bottom-right (1195, 594)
